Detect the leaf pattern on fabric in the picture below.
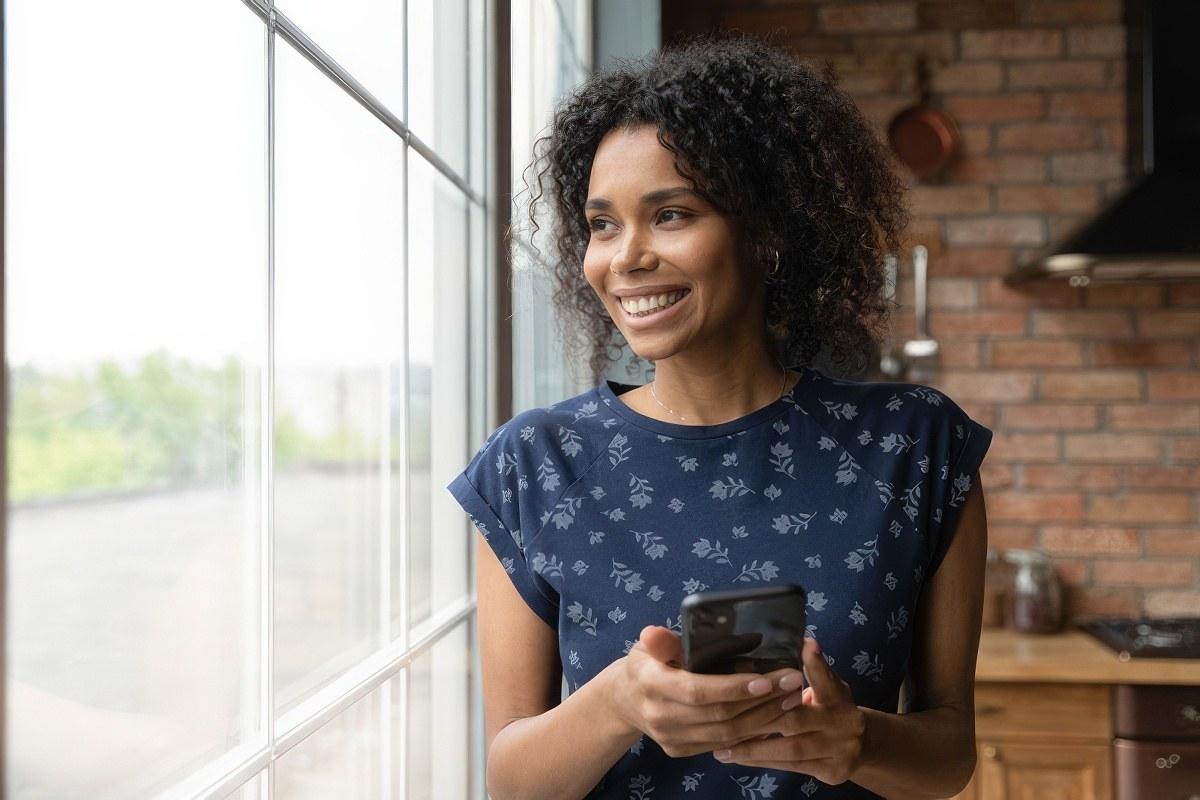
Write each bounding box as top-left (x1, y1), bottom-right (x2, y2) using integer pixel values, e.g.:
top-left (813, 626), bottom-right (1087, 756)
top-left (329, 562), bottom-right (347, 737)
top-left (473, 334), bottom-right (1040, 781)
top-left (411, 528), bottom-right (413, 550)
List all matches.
top-left (629, 474), bottom-right (655, 509)
top-left (559, 424), bottom-right (584, 457)
top-left (887, 606), bottom-right (909, 640)
top-left (632, 530), bottom-right (668, 560)
top-left (771, 512), bottom-right (815, 535)
top-left (628, 774), bottom-right (654, 799)
top-left (608, 433), bottom-right (632, 469)
top-left (708, 477), bottom-right (754, 500)
top-left (844, 536), bottom-right (880, 572)
top-left (610, 559), bottom-right (645, 593)
top-left (536, 455), bottom-right (560, 491)
top-left (734, 560), bottom-right (779, 583)
top-left (682, 773), bottom-right (704, 792)
top-left (551, 495), bottom-right (584, 530)
top-left (730, 773), bottom-right (777, 798)
top-left (692, 538), bottom-right (732, 566)
top-left (878, 432), bottom-right (918, 455)
top-left (820, 399), bottom-right (859, 420)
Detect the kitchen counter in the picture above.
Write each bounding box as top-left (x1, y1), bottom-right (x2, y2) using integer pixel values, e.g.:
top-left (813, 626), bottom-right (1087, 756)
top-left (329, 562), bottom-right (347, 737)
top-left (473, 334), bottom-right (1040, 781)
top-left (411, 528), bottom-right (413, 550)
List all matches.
top-left (976, 626), bottom-right (1200, 685)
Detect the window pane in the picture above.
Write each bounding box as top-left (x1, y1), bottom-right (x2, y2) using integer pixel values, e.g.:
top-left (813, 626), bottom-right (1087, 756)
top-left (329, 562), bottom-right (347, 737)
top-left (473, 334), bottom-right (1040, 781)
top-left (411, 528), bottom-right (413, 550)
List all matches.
top-left (223, 771), bottom-right (267, 800)
top-left (273, 37), bottom-right (405, 714)
top-left (405, 624), bottom-right (470, 799)
top-left (403, 153), bottom-right (470, 640)
top-left (275, 692), bottom-right (382, 798)
top-left (408, 0), bottom-right (469, 179)
top-left (4, 1), bottom-right (266, 795)
top-left (272, 0), bottom-right (405, 121)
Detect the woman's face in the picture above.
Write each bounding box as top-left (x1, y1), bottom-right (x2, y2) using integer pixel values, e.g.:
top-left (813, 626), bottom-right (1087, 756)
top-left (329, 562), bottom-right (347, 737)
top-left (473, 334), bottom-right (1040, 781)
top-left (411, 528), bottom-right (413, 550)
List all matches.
top-left (582, 124), bottom-right (766, 364)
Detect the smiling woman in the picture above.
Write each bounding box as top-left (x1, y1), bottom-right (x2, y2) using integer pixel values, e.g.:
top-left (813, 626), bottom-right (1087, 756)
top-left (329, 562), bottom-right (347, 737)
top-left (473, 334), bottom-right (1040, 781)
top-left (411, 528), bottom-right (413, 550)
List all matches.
top-left (452, 32), bottom-right (992, 800)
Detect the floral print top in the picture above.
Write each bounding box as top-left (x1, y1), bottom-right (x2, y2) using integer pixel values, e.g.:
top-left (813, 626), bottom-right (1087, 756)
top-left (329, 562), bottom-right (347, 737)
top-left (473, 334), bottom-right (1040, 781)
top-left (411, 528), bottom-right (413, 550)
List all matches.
top-left (446, 364), bottom-right (992, 798)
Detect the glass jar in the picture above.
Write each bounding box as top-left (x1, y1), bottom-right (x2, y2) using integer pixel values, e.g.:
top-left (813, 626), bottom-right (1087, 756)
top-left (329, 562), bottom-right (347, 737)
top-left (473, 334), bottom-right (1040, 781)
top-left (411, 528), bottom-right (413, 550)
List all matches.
top-left (981, 547), bottom-right (1009, 628)
top-left (1003, 548), bottom-right (1064, 634)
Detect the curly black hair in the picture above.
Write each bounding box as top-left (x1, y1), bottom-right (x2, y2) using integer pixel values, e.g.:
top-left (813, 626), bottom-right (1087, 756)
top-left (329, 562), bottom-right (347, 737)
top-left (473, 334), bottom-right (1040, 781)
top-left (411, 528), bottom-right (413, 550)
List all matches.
top-left (514, 31), bottom-right (910, 385)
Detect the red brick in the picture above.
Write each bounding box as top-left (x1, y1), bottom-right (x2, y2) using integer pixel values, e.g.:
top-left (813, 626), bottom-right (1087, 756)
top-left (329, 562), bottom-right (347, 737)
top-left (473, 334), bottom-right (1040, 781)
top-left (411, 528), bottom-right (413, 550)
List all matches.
top-left (939, 249), bottom-right (1016, 276)
top-left (1003, 402), bottom-right (1097, 429)
top-left (1031, 310), bottom-right (1133, 336)
top-left (959, 402), bottom-right (997, 428)
top-left (989, 491), bottom-right (1083, 522)
top-left (1086, 493), bottom-right (1192, 524)
top-left (1145, 591), bottom-right (1200, 617)
top-left (892, 277), bottom-right (978, 310)
top-left (959, 124), bottom-right (994, 155)
top-left (783, 37), bottom-right (853, 57)
top-left (1144, 528), bottom-right (1200, 556)
top-left (961, 28), bottom-right (1063, 60)
top-left (1100, 118), bottom-right (1126, 150)
top-left (1093, 559), bottom-right (1194, 587)
top-left (1092, 341), bottom-right (1192, 368)
top-left (1049, 90), bottom-right (1123, 120)
top-left (719, 7), bottom-right (817, 36)
top-left (988, 432), bottom-right (1061, 463)
top-left (981, 278), bottom-right (1081, 309)
top-left (980, 462), bottom-right (1015, 489)
top-left (935, 370), bottom-right (1036, 402)
top-left (929, 60), bottom-right (1004, 93)
top-left (1053, 558), bottom-right (1090, 586)
top-left (837, 70), bottom-right (904, 94)
top-left (1039, 371), bottom-right (1142, 401)
top-left (853, 95), bottom-right (914, 128)
top-left (992, 340), bottom-right (1085, 368)
top-left (1174, 438), bottom-right (1200, 464)
top-left (943, 93), bottom-right (1046, 123)
top-left (1065, 587), bottom-right (1139, 619)
top-left (1063, 433), bottom-right (1161, 463)
top-left (850, 31), bottom-right (957, 59)
top-left (945, 218), bottom-right (1045, 247)
top-left (938, 340), bottom-right (982, 368)
top-left (1168, 285), bottom-right (1200, 306)
top-left (818, 3), bottom-right (916, 32)
top-left (1137, 310), bottom-right (1200, 338)
top-left (988, 524), bottom-right (1036, 550)
top-left (1084, 284), bottom-right (1165, 308)
top-left (1005, 59), bottom-right (1108, 89)
top-left (996, 123), bottom-right (1097, 153)
top-left (908, 185), bottom-right (992, 216)
top-left (1051, 151), bottom-right (1126, 182)
top-left (1108, 404), bottom-right (1200, 432)
top-left (1067, 25), bottom-right (1124, 57)
top-left (1019, 0), bottom-right (1121, 25)
top-left (1041, 526), bottom-right (1140, 556)
top-left (949, 155), bottom-right (1048, 183)
top-left (928, 310), bottom-right (1028, 338)
top-left (919, 3), bottom-right (1017, 30)
top-left (1148, 373), bottom-right (1200, 401)
top-left (996, 183), bottom-right (1099, 212)
top-left (1128, 467), bottom-right (1200, 490)
top-left (1023, 464), bottom-right (1121, 490)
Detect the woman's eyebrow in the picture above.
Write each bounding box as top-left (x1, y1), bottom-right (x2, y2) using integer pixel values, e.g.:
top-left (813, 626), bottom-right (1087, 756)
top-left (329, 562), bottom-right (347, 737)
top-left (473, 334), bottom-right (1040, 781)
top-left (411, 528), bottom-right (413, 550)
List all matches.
top-left (584, 187), bottom-right (700, 211)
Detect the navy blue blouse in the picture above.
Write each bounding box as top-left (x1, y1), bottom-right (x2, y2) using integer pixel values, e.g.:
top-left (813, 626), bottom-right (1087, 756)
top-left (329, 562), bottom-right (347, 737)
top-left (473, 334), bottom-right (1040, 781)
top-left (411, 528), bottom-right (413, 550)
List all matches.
top-left (447, 364), bottom-right (992, 798)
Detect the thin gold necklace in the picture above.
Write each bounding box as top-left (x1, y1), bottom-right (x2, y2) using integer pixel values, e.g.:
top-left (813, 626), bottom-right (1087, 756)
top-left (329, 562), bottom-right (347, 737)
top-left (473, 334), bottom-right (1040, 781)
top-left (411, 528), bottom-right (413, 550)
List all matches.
top-left (649, 361), bottom-right (790, 424)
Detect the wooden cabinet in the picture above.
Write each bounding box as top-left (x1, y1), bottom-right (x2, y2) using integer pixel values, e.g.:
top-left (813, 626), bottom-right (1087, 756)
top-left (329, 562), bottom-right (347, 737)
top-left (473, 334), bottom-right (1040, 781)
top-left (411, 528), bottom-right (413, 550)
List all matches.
top-left (951, 682), bottom-right (1113, 800)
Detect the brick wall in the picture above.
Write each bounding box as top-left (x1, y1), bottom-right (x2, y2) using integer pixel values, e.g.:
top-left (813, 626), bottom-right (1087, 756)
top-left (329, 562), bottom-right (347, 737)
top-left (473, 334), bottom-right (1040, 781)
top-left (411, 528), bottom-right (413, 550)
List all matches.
top-left (662, 0), bottom-right (1199, 620)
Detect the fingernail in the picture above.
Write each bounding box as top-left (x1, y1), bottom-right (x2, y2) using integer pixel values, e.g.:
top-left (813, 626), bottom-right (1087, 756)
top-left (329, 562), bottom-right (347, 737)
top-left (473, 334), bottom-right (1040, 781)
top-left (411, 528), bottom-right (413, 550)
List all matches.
top-left (781, 692), bottom-right (804, 711)
top-left (778, 672), bottom-right (803, 692)
top-left (713, 749), bottom-right (731, 760)
top-left (747, 678), bottom-right (771, 695)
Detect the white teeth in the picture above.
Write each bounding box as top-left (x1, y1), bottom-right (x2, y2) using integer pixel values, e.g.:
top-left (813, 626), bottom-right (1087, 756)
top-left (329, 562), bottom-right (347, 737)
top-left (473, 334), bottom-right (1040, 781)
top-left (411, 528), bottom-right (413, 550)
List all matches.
top-left (621, 290), bottom-right (687, 316)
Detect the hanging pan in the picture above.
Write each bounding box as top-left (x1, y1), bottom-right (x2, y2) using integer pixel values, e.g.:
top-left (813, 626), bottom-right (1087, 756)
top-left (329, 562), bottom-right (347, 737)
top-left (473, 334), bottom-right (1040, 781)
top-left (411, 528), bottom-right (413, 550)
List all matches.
top-left (887, 55), bottom-right (961, 182)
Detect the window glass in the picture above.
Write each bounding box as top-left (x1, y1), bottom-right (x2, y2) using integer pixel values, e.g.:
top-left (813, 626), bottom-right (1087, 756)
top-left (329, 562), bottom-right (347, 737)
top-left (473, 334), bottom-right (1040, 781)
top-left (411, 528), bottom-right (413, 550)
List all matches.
top-left (4, 1), bottom-right (266, 795)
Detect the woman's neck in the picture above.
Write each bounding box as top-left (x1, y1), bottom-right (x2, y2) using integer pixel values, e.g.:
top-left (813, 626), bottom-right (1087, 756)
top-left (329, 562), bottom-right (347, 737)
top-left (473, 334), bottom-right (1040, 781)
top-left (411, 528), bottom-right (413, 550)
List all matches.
top-left (626, 353), bottom-right (797, 426)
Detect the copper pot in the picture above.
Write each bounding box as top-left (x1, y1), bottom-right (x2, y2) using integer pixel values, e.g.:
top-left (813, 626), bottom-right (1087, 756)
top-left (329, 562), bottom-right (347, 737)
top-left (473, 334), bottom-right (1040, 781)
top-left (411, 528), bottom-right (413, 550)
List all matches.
top-left (887, 55), bottom-right (961, 182)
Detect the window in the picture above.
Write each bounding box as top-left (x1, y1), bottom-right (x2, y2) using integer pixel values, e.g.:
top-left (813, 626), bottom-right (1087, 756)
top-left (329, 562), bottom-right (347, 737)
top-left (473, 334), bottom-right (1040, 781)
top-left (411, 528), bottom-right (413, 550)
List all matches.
top-left (4, 0), bottom-right (486, 795)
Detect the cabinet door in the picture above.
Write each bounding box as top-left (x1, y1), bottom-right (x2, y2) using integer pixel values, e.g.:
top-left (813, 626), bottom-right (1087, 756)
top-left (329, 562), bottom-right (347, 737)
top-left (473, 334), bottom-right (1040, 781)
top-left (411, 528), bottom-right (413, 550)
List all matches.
top-left (977, 740), bottom-right (1111, 800)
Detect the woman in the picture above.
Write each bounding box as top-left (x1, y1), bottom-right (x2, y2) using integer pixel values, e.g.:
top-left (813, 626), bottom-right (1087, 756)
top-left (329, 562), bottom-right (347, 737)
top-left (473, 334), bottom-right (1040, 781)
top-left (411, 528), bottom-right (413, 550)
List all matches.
top-left (448, 33), bottom-right (991, 799)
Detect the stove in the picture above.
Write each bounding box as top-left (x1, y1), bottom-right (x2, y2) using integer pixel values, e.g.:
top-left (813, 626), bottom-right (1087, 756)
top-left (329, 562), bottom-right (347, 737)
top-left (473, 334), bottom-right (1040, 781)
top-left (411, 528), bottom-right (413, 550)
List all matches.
top-left (1077, 616), bottom-right (1200, 661)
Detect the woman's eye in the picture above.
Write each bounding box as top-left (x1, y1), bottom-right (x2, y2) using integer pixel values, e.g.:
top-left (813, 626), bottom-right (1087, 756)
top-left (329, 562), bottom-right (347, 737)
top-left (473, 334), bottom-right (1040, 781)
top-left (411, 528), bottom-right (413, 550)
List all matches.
top-left (659, 209), bottom-right (689, 223)
top-left (588, 210), bottom-right (689, 232)
top-left (588, 218), bottom-right (609, 232)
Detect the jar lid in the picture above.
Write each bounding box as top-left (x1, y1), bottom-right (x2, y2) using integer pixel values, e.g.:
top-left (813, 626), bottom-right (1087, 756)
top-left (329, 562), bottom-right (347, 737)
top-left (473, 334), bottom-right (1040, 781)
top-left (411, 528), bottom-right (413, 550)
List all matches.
top-left (1002, 547), bottom-right (1051, 565)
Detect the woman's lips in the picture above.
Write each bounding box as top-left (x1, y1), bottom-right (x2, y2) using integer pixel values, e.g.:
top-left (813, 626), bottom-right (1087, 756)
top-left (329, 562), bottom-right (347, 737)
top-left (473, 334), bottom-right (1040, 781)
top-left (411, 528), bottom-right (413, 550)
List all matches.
top-left (618, 289), bottom-right (691, 330)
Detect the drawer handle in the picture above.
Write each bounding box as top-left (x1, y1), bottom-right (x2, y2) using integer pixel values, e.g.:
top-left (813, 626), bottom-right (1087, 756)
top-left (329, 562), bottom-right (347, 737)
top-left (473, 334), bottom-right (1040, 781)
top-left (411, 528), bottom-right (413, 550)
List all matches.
top-left (977, 704), bottom-right (1004, 716)
top-left (983, 745), bottom-right (998, 760)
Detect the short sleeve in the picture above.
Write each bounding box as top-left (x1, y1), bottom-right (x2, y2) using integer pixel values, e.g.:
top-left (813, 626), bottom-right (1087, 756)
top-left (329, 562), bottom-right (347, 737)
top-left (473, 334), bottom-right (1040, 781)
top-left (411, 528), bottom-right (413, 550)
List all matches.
top-left (925, 402), bottom-right (993, 579)
top-left (446, 422), bottom-right (560, 628)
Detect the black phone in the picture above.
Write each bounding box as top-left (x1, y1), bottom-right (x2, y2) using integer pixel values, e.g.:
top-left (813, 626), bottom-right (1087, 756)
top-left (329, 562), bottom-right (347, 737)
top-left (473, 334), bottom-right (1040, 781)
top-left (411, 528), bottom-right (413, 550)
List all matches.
top-left (680, 584), bottom-right (807, 674)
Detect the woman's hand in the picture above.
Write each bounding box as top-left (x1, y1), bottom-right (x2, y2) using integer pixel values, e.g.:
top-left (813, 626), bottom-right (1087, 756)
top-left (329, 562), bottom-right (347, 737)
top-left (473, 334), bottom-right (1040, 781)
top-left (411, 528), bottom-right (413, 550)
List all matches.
top-left (711, 637), bottom-right (867, 785)
top-left (604, 625), bottom-right (807, 759)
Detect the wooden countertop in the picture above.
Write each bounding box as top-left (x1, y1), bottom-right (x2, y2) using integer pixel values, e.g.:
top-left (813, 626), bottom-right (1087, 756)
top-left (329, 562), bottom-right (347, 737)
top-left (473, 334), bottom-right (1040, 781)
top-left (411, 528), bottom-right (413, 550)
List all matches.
top-left (975, 626), bottom-right (1200, 685)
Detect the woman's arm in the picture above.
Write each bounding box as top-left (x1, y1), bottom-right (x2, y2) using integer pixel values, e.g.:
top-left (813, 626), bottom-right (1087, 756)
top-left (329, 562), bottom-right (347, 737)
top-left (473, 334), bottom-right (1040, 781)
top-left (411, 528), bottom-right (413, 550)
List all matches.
top-left (847, 477), bottom-right (988, 798)
top-left (476, 531), bottom-right (642, 800)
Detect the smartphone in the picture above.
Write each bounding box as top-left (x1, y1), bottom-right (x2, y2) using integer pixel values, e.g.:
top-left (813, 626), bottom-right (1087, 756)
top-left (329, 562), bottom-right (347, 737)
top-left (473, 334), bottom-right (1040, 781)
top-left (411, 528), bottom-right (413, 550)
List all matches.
top-left (680, 584), bottom-right (807, 674)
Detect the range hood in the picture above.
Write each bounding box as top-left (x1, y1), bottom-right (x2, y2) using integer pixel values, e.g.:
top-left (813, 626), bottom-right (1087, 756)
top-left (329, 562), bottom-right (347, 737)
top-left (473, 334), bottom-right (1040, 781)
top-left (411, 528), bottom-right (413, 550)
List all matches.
top-left (1007, 0), bottom-right (1200, 284)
